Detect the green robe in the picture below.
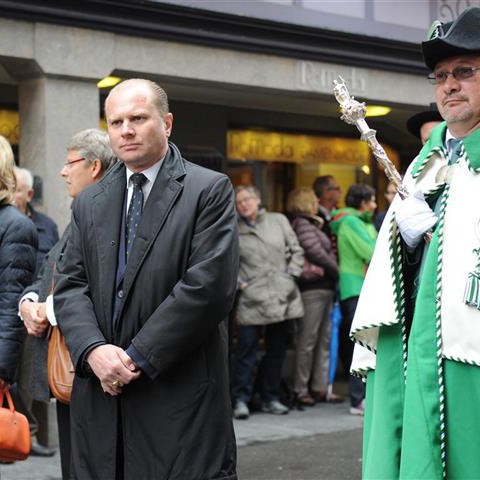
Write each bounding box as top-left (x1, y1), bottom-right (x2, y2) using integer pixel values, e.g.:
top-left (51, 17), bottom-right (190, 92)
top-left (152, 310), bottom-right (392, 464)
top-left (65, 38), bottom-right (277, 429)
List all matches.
top-left (361, 123), bottom-right (480, 479)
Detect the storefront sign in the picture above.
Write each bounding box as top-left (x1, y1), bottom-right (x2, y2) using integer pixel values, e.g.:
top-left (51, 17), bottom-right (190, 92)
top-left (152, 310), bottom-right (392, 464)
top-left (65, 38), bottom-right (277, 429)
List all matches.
top-left (228, 129), bottom-right (371, 165)
top-left (296, 61), bottom-right (366, 94)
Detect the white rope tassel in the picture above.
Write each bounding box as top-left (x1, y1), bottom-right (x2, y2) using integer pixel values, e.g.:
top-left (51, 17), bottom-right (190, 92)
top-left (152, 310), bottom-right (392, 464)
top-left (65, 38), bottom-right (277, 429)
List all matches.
top-left (435, 184), bottom-right (450, 479)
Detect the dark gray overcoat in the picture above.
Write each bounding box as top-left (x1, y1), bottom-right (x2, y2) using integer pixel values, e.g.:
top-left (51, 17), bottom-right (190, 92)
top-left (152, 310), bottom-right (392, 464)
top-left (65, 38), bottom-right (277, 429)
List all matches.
top-left (54, 143), bottom-right (239, 480)
top-left (18, 226), bottom-right (71, 403)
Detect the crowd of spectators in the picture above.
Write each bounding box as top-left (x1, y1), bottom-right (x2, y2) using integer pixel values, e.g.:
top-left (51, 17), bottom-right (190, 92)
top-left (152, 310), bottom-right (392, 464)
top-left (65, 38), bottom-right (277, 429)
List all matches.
top-left (231, 176), bottom-right (378, 419)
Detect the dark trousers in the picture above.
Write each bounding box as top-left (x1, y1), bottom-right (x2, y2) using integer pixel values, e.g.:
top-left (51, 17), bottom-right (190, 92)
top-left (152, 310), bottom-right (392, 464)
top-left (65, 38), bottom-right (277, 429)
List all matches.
top-left (115, 399), bottom-right (124, 480)
top-left (232, 322), bottom-right (290, 403)
top-left (339, 296), bottom-right (365, 408)
top-left (13, 384), bottom-right (47, 443)
top-left (56, 401), bottom-right (71, 480)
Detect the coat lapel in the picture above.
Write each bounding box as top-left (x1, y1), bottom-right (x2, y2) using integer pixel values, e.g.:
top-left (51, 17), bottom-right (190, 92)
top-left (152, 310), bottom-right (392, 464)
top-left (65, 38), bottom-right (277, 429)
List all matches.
top-left (91, 162), bottom-right (126, 326)
top-left (121, 146), bottom-right (186, 304)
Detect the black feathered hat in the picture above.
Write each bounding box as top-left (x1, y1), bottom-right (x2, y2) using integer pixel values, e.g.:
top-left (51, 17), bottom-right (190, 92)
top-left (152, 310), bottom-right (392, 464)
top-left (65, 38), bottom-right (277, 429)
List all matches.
top-left (422, 7), bottom-right (480, 70)
top-left (406, 103), bottom-right (443, 139)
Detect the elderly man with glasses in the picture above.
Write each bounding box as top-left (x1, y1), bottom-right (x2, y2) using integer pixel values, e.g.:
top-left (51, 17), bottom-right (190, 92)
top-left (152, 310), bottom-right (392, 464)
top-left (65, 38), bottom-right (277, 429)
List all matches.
top-left (349, 7), bottom-right (480, 479)
top-left (18, 129), bottom-right (117, 479)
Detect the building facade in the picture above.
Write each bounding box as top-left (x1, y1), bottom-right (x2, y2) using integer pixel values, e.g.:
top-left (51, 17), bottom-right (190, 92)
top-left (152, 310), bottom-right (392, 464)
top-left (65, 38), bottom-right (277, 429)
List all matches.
top-left (0, 0), bottom-right (468, 228)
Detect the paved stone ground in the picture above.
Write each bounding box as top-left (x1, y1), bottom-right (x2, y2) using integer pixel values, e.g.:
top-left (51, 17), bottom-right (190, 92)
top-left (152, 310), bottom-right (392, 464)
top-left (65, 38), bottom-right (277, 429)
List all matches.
top-left (0, 399), bottom-right (362, 480)
top-left (235, 401), bottom-right (362, 447)
top-left (238, 428), bottom-right (363, 480)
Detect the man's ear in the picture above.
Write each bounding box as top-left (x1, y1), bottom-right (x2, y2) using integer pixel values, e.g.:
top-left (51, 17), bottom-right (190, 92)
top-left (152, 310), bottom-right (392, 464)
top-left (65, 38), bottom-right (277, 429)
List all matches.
top-left (164, 113), bottom-right (173, 138)
top-left (27, 189), bottom-right (34, 202)
top-left (91, 159), bottom-right (103, 180)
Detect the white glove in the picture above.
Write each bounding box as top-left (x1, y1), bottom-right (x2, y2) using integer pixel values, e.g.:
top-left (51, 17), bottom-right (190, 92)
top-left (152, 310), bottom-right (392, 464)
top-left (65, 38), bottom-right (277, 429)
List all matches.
top-left (395, 190), bottom-right (437, 248)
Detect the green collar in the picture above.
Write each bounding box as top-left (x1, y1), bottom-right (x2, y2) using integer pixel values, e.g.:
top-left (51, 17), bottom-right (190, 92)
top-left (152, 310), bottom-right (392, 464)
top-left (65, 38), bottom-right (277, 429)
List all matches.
top-left (411, 122), bottom-right (480, 177)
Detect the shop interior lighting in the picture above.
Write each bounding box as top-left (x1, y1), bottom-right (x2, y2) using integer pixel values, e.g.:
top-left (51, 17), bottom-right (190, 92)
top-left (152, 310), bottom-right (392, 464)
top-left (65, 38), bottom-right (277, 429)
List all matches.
top-left (365, 105), bottom-right (391, 117)
top-left (97, 76), bottom-right (122, 89)
top-left (361, 165), bottom-right (371, 175)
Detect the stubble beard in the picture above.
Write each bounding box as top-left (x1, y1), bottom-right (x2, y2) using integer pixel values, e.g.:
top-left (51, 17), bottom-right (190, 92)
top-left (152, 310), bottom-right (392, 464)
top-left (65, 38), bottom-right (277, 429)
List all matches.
top-left (439, 100), bottom-right (473, 124)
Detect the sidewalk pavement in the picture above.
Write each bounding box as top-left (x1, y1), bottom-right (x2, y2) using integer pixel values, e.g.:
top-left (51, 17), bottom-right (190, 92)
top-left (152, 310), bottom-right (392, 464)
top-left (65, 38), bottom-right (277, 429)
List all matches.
top-left (235, 401), bottom-right (363, 447)
top-left (0, 378), bottom-right (361, 480)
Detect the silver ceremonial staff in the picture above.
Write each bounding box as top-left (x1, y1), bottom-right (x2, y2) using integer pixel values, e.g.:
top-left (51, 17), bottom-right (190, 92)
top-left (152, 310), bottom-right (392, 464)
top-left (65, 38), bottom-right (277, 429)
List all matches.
top-left (332, 76), bottom-right (409, 200)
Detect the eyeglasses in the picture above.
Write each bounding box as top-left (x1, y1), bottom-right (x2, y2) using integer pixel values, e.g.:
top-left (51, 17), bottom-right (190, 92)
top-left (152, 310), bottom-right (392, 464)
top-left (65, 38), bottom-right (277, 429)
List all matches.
top-left (427, 66), bottom-right (480, 85)
top-left (64, 157), bottom-right (87, 168)
top-left (327, 185), bottom-right (340, 191)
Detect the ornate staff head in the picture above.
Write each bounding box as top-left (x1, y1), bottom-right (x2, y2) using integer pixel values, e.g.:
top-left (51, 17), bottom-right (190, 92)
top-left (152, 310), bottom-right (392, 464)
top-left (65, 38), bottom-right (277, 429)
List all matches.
top-left (333, 76), bottom-right (367, 127)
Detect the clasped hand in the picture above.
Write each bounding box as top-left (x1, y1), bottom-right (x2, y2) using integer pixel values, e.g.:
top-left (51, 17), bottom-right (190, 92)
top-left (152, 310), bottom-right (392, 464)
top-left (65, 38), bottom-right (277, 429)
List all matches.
top-left (87, 344), bottom-right (141, 396)
top-left (20, 300), bottom-right (49, 337)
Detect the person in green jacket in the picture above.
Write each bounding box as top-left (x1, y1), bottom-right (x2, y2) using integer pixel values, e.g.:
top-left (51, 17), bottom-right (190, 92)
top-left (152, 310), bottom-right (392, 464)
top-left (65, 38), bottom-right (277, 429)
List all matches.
top-left (330, 184), bottom-right (377, 414)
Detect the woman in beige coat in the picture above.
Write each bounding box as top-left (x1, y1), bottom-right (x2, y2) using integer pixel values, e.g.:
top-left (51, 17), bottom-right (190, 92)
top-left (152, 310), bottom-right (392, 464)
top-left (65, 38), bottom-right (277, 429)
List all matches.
top-left (232, 185), bottom-right (304, 420)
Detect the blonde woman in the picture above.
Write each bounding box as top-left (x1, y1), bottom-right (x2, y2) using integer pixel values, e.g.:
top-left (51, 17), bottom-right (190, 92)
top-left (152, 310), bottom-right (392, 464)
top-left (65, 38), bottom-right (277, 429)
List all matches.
top-left (287, 187), bottom-right (341, 406)
top-left (0, 135), bottom-right (37, 390)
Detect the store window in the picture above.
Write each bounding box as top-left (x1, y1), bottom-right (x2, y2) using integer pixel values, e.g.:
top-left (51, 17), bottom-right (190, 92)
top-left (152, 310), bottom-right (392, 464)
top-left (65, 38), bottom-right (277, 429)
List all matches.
top-left (227, 128), bottom-right (398, 212)
top-left (0, 109), bottom-right (19, 145)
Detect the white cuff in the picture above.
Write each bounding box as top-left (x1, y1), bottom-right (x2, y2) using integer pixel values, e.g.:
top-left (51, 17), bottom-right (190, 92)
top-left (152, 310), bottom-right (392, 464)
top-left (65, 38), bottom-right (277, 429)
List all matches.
top-left (46, 295), bottom-right (57, 326)
top-left (18, 292), bottom-right (39, 321)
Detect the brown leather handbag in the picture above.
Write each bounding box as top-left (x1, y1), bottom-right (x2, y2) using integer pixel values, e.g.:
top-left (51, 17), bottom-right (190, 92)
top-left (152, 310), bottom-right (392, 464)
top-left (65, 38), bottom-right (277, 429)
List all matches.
top-left (47, 262), bottom-right (75, 404)
top-left (47, 325), bottom-right (74, 405)
top-left (0, 384), bottom-right (31, 461)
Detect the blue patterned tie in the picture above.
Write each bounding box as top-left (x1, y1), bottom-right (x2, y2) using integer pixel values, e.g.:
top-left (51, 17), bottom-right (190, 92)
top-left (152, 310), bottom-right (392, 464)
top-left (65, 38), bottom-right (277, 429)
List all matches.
top-left (126, 173), bottom-right (147, 261)
top-left (447, 138), bottom-right (462, 165)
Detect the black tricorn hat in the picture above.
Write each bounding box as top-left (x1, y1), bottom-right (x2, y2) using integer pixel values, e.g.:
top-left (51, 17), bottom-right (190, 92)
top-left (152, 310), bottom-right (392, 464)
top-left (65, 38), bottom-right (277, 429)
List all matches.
top-left (406, 103), bottom-right (443, 139)
top-left (422, 7), bottom-right (480, 70)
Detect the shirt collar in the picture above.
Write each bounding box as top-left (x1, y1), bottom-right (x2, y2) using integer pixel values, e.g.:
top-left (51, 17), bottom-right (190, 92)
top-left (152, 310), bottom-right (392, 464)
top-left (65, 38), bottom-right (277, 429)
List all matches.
top-left (445, 129), bottom-right (456, 145)
top-left (445, 129), bottom-right (461, 156)
top-left (125, 157), bottom-right (163, 187)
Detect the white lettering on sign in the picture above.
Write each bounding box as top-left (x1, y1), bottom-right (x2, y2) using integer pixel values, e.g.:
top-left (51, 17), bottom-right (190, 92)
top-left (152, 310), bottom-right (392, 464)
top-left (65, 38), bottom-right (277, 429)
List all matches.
top-left (296, 61), bottom-right (366, 94)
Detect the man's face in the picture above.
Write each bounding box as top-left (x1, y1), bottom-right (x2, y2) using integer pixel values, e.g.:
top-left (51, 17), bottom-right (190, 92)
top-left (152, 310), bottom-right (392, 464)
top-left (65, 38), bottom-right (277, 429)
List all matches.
top-left (384, 184), bottom-right (397, 205)
top-left (323, 179), bottom-right (341, 207)
top-left (60, 150), bottom-right (97, 198)
top-left (360, 195), bottom-right (377, 215)
top-left (14, 173), bottom-right (33, 214)
top-left (105, 82), bottom-right (173, 172)
top-left (420, 121), bottom-right (441, 145)
top-left (435, 54), bottom-right (480, 136)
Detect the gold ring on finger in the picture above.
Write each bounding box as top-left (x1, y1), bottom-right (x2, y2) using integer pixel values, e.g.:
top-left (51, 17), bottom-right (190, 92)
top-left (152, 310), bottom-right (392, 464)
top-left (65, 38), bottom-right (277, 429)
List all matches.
top-left (111, 380), bottom-right (122, 387)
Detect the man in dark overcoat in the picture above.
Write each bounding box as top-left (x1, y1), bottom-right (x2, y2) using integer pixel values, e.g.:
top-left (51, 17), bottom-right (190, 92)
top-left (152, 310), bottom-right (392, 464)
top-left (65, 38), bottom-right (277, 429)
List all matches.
top-left (54, 79), bottom-right (239, 480)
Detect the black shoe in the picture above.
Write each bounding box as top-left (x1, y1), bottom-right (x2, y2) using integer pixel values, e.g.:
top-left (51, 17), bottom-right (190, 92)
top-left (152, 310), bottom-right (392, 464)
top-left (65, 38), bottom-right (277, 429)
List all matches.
top-left (30, 440), bottom-right (56, 457)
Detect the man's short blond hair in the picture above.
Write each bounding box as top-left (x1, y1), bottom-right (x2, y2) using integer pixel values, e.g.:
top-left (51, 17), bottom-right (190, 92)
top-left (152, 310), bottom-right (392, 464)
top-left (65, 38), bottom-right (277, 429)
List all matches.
top-left (105, 78), bottom-right (169, 117)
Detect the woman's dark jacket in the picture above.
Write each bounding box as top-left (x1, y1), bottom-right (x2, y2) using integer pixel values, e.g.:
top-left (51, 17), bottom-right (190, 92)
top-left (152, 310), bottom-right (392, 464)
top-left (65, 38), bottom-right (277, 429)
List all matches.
top-left (291, 213), bottom-right (338, 292)
top-left (0, 204), bottom-right (38, 382)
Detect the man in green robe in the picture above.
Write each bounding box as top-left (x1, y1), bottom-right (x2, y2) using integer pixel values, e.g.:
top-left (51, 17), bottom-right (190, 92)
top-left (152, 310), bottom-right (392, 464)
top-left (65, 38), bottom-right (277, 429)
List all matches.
top-left (350, 7), bottom-right (480, 479)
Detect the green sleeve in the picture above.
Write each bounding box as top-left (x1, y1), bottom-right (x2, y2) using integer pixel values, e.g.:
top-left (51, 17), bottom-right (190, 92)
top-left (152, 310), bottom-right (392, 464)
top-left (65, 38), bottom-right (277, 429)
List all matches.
top-left (342, 217), bottom-right (376, 263)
